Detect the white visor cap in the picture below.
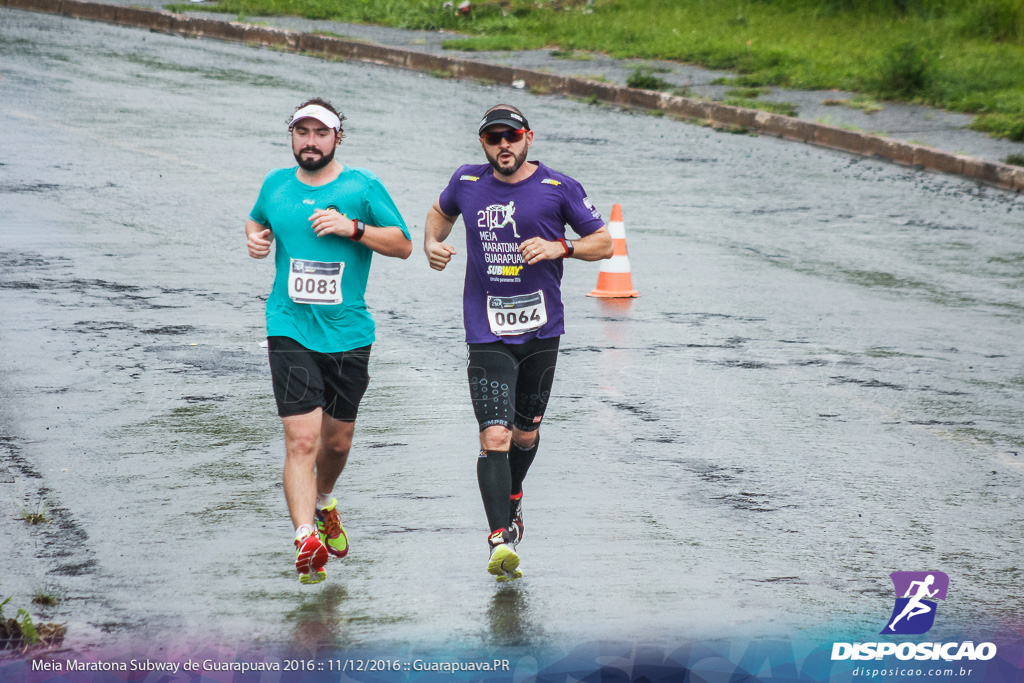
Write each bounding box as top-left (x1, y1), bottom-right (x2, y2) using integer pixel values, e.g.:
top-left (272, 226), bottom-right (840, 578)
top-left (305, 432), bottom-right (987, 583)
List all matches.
top-left (288, 104), bottom-right (342, 131)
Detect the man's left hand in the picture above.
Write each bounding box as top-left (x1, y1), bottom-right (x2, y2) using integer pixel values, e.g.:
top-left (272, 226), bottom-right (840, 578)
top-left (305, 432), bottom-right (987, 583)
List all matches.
top-left (310, 208), bottom-right (357, 238)
top-left (519, 238), bottom-right (564, 265)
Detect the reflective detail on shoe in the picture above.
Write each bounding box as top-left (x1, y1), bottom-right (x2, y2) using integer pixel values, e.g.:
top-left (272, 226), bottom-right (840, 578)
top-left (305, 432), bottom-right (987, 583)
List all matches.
top-left (509, 495), bottom-right (524, 548)
top-left (315, 497), bottom-right (349, 559)
top-left (505, 523), bottom-right (522, 549)
top-left (295, 531), bottom-right (328, 584)
top-left (487, 530), bottom-right (522, 582)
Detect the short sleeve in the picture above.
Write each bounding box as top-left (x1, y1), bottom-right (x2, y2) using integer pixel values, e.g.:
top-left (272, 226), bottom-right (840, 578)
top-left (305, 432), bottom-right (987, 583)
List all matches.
top-left (361, 173), bottom-right (411, 240)
top-left (248, 171), bottom-right (275, 226)
top-left (561, 177), bottom-right (605, 237)
top-left (438, 168), bottom-right (465, 218)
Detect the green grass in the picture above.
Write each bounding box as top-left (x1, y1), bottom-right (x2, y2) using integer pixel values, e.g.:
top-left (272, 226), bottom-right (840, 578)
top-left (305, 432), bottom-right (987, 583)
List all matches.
top-left (814, 115), bottom-right (869, 132)
top-left (972, 113), bottom-right (1024, 141)
top-left (19, 504), bottom-right (48, 525)
top-left (549, 49), bottom-right (592, 60)
top-left (31, 592), bottom-right (60, 608)
top-left (626, 66), bottom-right (673, 91)
top-left (823, 95), bottom-right (885, 113)
top-left (0, 595), bottom-right (65, 650)
top-left (725, 98), bottom-right (800, 117)
top-left (1006, 153), bottom-right (1024, 166)
top-left (726, 87), bottom-right (770, 99)
top-left (312, 30), bottom-right (368, 42)
top-left (848, 95), bottom-right (885, 113)
top-left (173, 0), bottom-right (1024, 140)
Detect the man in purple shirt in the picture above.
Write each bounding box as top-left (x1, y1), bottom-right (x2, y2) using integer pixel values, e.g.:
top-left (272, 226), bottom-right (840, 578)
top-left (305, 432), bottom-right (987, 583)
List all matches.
top-left (424, 105), bottom-right (613, 581)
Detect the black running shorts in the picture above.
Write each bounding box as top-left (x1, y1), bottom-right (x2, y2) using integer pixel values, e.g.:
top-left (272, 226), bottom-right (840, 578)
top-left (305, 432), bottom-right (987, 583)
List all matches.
top-left (267, 336), bottom-right (371, 421)
top-left (467, 336), bottom-right (560, 432)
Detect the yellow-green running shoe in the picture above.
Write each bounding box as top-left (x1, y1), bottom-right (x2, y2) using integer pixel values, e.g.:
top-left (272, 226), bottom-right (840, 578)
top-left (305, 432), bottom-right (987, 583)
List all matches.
top-left (315, 498), bottom-right (349, 558)
top-left (487, 529), bottom-right (522, 582)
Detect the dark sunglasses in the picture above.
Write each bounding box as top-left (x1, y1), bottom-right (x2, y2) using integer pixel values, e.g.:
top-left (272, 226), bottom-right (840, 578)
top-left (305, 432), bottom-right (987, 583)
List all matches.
top-left (481, 129), bottom-right (526, 145)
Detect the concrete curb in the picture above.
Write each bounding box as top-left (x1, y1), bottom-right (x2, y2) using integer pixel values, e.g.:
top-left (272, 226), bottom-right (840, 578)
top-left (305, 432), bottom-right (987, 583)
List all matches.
top-left (7, 0), bottom-right (1023, 192)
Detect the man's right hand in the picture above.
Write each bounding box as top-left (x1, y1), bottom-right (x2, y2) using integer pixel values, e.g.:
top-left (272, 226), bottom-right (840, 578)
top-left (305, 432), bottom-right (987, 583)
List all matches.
top-left (425, 240), bottom-right (457, 271)
top-left (248, 228), bottom-right (273, 259)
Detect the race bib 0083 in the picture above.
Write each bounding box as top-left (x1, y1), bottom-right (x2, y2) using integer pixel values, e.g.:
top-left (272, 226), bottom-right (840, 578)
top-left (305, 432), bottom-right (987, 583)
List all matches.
top-left (288, 258), bottom-right (343, 305)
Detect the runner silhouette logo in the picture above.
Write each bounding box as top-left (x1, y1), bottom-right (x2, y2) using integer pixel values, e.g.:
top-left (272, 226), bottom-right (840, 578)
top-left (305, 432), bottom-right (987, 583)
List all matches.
top-left (881, 571), bottom-right (949, 635)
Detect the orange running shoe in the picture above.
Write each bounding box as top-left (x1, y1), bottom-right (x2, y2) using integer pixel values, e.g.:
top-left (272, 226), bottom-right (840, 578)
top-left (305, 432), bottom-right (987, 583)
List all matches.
top-left (294, 529), bottom-right (328, 584)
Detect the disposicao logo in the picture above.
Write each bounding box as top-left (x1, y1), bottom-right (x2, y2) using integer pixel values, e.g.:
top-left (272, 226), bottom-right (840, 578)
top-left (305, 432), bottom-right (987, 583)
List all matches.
top-left (831, 571), bottom-right (997, 662)
top-left (882, 571), bottom-right (948, 635)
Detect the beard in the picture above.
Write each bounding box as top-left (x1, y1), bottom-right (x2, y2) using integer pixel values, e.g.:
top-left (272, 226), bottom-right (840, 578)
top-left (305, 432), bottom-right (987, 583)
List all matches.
top-left (294, 145), bottom-right (336, 171)
top-left (485, 145), bottom-right (528, 176)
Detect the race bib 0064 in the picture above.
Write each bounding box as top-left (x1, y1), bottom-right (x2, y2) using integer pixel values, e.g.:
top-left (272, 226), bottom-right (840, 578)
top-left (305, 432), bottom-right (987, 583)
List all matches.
top-left (288, 258), bottom-right (343, 305)
top-left (486, 290), bottom-right (547, 336)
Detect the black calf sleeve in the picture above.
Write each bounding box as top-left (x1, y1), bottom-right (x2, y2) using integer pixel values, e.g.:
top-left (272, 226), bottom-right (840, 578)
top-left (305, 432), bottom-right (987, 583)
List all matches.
top-left (477, 449), bottom-right (511, 534)
top-left (508, 433), bottom-right (539, 496)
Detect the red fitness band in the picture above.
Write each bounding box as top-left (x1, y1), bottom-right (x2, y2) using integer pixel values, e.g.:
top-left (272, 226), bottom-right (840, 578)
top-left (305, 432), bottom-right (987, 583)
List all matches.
top-left (351, 219), bottom-right (365, 241)
top-left (559, 238), bottom-right (574, 258)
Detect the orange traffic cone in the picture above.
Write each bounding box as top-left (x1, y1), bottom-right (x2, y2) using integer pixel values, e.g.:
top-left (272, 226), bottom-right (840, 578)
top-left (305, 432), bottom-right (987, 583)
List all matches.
top-left (587, 204), bottom-right (639, 298)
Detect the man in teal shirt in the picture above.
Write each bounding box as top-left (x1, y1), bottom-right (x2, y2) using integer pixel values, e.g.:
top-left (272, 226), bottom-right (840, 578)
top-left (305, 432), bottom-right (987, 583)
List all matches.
top-left (246, 98), bottom-right (412, 584)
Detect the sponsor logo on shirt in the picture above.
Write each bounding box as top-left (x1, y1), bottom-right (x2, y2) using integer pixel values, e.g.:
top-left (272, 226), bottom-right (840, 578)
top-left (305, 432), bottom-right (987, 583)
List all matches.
top-left (460, 175), bottom-right (480, 181)
top-left (487, 265), bottom-right (524, 276)
top-left (582, 195), bottom-right (600, 219)
top-left (541, 179), bottom-right (561, 186)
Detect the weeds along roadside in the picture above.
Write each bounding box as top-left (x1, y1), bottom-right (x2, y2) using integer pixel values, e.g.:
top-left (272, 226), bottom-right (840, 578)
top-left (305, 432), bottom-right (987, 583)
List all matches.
top-left (0, 594), bottom-right (66, 653)
top-left (166, 0), bottom-right (1024, 142)
top-left (2, 502), bottom-right (66, 652)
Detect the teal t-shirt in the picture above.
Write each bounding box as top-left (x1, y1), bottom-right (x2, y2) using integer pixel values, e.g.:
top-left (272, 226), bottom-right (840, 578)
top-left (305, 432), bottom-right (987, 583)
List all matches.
top-left (249, 166), bottom-right (410, 353)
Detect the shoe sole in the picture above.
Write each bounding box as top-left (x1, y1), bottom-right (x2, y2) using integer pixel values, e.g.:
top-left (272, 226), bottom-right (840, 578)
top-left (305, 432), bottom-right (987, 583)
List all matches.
top-left (488, 545), bottom-right (522, 582)
top-left (299, 569), bottom-right (326, 584)
top-left (496, 568), bottom-right (523, 582)
top-left (296, 542), bottom-right (329, 584)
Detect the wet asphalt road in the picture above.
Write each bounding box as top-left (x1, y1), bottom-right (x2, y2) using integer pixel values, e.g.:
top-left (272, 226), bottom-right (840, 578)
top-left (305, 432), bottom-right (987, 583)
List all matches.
top-left (1, 8), bottom-right (1023, 656)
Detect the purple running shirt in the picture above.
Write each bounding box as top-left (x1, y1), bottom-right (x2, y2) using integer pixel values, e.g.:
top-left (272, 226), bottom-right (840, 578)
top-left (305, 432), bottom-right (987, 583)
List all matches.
top-left (438, 161), bottom-right (604, 344)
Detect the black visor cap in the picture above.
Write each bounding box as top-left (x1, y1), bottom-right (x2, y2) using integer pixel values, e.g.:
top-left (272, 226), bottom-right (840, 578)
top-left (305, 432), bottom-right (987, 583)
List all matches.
top-left (478, 109), bottom-right (530, 135)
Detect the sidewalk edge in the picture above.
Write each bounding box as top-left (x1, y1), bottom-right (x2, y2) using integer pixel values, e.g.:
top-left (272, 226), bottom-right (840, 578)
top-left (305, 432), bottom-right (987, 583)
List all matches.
top-left (6, 0), bottom-right (1022, 192)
